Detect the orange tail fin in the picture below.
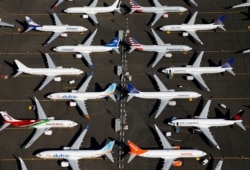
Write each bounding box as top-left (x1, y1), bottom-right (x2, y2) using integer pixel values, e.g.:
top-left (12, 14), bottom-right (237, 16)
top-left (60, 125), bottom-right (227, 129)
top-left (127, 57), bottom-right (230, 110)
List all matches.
top-left (127, 140), bottom-right (147, 155)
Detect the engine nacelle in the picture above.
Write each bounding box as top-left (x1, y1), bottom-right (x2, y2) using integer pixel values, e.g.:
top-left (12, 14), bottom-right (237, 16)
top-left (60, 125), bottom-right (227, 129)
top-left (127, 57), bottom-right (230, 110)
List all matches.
top-left (60, 33), bottom-right (68, 37)
top-left (182, 32), bottom-right (189, 37)
top-left (68, 0), bottom-right (73, 2)
top-left (69, 101), bottom-right (77, 107)
top-left (168, 101), bottom-right (176, 106)
top-left (61, 161), bottom-right (69, 167)
top-left (186, 76), bottom-right (194, 81)
top-left (48, 117), bottom-right (55, 120)
top-left (172, 146), bottom-right (180, 150)
top-left (82, 14), bottom-right (88, 19)
top-left (44, 130), bottom-right (53, 135)
top-left (63, 147), bottom-right (71, 150)
top-left (75, 54), bottom-right (82, 58)
top-left (165, 53), bottom-right (172, 58)
top-left (54, 77), bottom-right (61, 82)
top-left (173, 160), bottom-right (182, 167)
top-left (167, 89), bottom-right (175, 92)
top-left (163, 14), bottom-right (169, 18)
top-left (193, 128), bottom-right (201, 134)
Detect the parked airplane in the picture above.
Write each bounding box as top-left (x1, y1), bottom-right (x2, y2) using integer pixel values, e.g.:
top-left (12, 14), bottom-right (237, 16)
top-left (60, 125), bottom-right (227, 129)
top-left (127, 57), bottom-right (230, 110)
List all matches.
top-left (19, 157), bottom-right (28, 170)
top-left (162, 51), bottom-right (235, 91)
top-left (232, 0), bottom-right (250, 8)
top-left (24, 11), bottom-right (88, 45)
top-left (0, 19), bottom-right (14, 27)
top-left (160, 11), bottom-right (226, 45)
top-left (129, 29), bottom-right (192, 68)
top-left (126, 74), bottom-right (201, 118)
top-left (47, 73), bottom-right (117, 119)
top-left (0, 97), bottom-right (78, 149)
top-left (127, 124), bottom-right (206, 170)
top-left (64, 0), bottom-right (121, 25)
top-left (53, 29), bottom-right (120, 68)
top-left (13, 53), bottom-right (84, 91)
top-left (129, 0), bottom-right (187, 26)
top-left (36, 125), bottom-right (115, 170)
top-left (168, 100), bottom-right (246, 149)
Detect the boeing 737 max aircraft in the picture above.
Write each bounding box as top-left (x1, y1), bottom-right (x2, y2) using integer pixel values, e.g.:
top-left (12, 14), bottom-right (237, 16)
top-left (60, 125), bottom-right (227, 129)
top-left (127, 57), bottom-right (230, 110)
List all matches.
top-left (168, 100), bottom-right (246, 149)
top-left (129, 0), bottom-right (187, 26)
top-left (53, 29), bottom-right (120, 67)
top-left (232, 0), bottom-right (250, 8)
top-left (36, 126), bottom-right (115, 170)
top-left (160, 11), bottom-right (226, 45)
top-left (13, 53), bottom-right (84, 91)
top-left (0, 97), bottom-right (78, 149)
top-left (127, 124), bottom-right (206, 170)
top-left (129, 28), bottom-right (192, 68)
top-left (47, 73), bottom-right (117, 119)
top-left (162, 51), bottom-right (235, 91)
top-left (126, 74), bottom-right (201, 118)
top-left (64, 0), bottom-right (121, 25)
top-left (25, 11), bottom-right (87, 45)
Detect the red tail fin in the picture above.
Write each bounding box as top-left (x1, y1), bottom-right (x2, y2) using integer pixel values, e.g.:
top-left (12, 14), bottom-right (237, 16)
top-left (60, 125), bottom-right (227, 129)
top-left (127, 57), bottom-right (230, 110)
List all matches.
top-left (232, 110), bottom-right (244, 120)
top-left (127, 140), bottom-right (147, 155)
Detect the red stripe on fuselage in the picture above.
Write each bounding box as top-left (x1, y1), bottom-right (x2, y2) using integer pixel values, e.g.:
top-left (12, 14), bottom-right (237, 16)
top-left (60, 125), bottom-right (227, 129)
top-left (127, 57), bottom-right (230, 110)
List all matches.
top-left (4, 120), bottom-right (40, 127)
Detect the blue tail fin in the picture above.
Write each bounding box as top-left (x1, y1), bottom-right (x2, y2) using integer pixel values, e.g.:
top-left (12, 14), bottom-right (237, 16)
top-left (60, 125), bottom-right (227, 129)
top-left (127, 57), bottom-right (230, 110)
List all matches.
top-left (221, 57), bottom-right (234, 68)
top-left (127, 83), bottom-right (140, 93)
top-left (99, 141), bottom-right (115, 163)
top-left (102, 83), bottom-right (117, 102)
top-left (214, 15), bottom-right (226, 31)
top-left (105, 37), bottom-right (120, 47)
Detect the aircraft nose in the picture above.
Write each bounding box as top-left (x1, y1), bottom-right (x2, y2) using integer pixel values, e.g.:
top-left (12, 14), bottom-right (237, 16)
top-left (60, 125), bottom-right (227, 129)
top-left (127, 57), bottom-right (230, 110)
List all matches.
top-left (196, 93), bottom-right (202, 98)
top-left (47, 95), bottom-right (53, 99)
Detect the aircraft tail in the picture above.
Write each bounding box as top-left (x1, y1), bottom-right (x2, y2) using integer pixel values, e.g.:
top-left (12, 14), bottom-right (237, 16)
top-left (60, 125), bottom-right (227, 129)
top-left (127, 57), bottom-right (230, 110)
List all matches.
top-left (99, 141), bottom-right (115, 163)
top-left (128, 37), bottom-right (142, 53)
top-left (102, 83), bottom-right (117, 102)
top-left (127, 140), bottom-right (147, 163)
top-left (221, 57), bottom-right (235, 76)
top-left (214, 15), bottom-right (226, 31)
top-left (105, 37), bottom-right (120, 54)
top-left (25, 16), bottom-right (40, 32)
top-left (231, 110), bottom-right (246, 130)
top-left (129, 0), bottom-right (142, 14)
top-left (0, 111), bottom-right (18, 122)
top-left (126, 83), bottom-right (140, 102)
top-left (111, 0), bottom-right (121, 13)
top-left (14, 60), bottom-right (29, 77)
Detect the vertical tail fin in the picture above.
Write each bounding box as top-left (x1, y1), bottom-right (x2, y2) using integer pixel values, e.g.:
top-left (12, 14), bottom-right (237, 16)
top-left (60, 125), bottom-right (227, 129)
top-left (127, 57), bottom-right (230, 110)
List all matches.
top-left (129, 0), bottom-right (142, 14)
top-left (128, 37), bottom-right (142, 53)
top-left (214, 15), bottom-right (226, 31)
top-left (14, 60), bottom-right (28, 77)
top-left (232, 110), bottom-right (246, 130)
top-left (25, 16), bottom-right (40, 32)
top-left (126, 83), bottom-right (140, 102)
top-left (0, 111), bottom-right (17, 122)
top-left (99, 141), bottom-right (115, 163)
top-left (112, 0), bottom-right (121, 13)
top-left (105, 37), bottom-right (120, 54)
top-left (127, 140), bottom-right (147, 163)
top-left (221, 57), bottom-right (235, 76)
top-left (102, 83), bottom-right (117, 102)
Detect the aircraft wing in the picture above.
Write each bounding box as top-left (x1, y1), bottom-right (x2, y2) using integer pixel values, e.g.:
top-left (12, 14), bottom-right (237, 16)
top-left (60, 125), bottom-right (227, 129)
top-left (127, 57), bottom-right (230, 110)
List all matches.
top-left (83, 29), bottom-right (97, 46)
top-left (192, 74), bottom-right (209, 91)
top-left (52, 12), bottom-right (63, 25)
top-left (186, 30), bottom-right (203, 45)
top-left (198, 100), bottom-right (211, 118)
top-left (153, 74), bottom-right (168, 91)
top-left (214, 160), bottom-right (223, 170)
top-left (77, 73), bottom-right (93, 92)
top-left (80, 52), bottom-right (93, 66)
top-left (34, 97), bottom-right (47, 119)
top-left (192, 51), bottom-right (204, 67)
top-left (155, 99), bottom-right (169, 119)
top-left (0, 21), bottom-right (14, 27)
top-left (151, 13), bottom-right (163, 26)
top-left (24, 128), bottom-right (48, 149)
top-left (152, 0), bottom-right (162, 7)
top-left (187, 11), bottom-right (198, 25)
top-left (38, 76), bottom-right (55, 91)
top-left (45, 32), bottom-right (62, 45)
top-left (152, 52), bottom-right (166, 68)
top-left (0, 123), bottom-right (10, 131)
top-left (162, 159), bottom-right (175, 170)
top-left (89, 0), bottom-right (98, 7)
top-left (68, 159), bottom-right (80, 170)
top-left (154, 124), bottom-right (172, 149)
top-left (75, 99), bottom-right (88, 117)
top-left (86, 13), bottom-right (99, 25)
top-left (71, 126), bottom-right (89, 149)
top-left (232, 0), bottom-right (250, 8)
top-left (45, 53), bottom-right (56, 68)
top-left (199, 127), bottom-right (220, 149)
top-left (151, 28), bottom-right (164, 45)
top-left (52, 0), bottom-right (64, 8)
top-left (19, 157), bottom-right (28, 170)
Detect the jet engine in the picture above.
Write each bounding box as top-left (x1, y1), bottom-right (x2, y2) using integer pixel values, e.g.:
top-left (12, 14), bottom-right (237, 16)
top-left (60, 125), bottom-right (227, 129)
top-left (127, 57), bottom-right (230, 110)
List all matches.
top-left (163, 14), bottom-right (169, 18)
top-left (63, 147), bottom-right (71, 150)
top-left (60, 33), bottom-right (68, 37)
top-left (44, 130), bottom-right (53, 135)
top-left (48, 117), bottom-right (55, 120)
top-left (186, 76), bottom-right (194, 80)
top-left (172, 146), bottom-right (180, 150)
top-left (61, 161), bottom-right (69, 167)
top-left (173, 160), bottom-right (182, 167)
top-left (82, 14), bottom-right (88, 19)
top-left (69, 101), bottom-right (77, 107)
top-left (168, 101), bottom-right (176, 106)
top-left (182, 32), bottom-right (189, 37)
top-left (54, 77), bottom-right (62, 82)
top-left (165, 53), bottom-right (172, 58)
top-left (75, 54), bottom-right (82, 58)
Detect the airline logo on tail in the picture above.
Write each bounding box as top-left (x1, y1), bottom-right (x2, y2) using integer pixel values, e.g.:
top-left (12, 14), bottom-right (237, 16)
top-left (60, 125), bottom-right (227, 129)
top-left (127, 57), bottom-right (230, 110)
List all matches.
top-left (105, 37), bottom-right (120, 47)
top-left (103, 83), bottom-right (117, 95)
top-left (129, 37), bottom-right (143, 50)
top-left (232, 110), bottom-right (244, 120)
top-left (128, 140), bottom-right (147, 155)
top-left (130, 0), bottom-right (142, 12)
top-left (0, 111), bottom-right (16, 122)
top-left (127, 83), bottom-right (140, 94)
top-left (221, 57), bottom-right (234, 68)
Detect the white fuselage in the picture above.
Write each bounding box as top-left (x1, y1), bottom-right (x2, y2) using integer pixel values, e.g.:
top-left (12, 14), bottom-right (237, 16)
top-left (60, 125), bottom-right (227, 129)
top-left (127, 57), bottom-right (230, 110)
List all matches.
top-left (36, 150), bottom-right (104, 159)
top-left (21, 67), bottom-right (84, 76)
top-left (47, 92), bottom-right (108, 100)
top-left (136, 45), bottom-right (192, 52)
top-left (128, 91), bottom-right (201, 100)
top-left (170, 119), bottom-right (241, 128)
top-left (33, 120), bottom-right (78, 128)
top-left (138, 149), bottom-right (206, 159)
top-left (160, 24), bottom-right (220, 32)
top-left (53, 45), bottom-right (115, 53)
top-left (35, 25), bottom-right (87, 32)
top-left (137, 6), bottom-right (187, 13)
top-left (64, 7), bottom-right (116, 14)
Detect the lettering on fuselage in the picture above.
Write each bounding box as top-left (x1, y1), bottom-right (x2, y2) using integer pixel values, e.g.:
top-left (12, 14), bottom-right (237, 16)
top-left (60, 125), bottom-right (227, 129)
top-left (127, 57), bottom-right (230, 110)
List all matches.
top-left (46, 123), bottom-right (64, 126)
top-left (61, 48), bottom-right (74, 51)
top-left (52, 153), bottom-right (69, 158)
top-left (62, 95), bottom-right (77, 99)
top-left (178, 121), bottom-right (198, 125)
top-left (66, 27), bottom-right (78, 31)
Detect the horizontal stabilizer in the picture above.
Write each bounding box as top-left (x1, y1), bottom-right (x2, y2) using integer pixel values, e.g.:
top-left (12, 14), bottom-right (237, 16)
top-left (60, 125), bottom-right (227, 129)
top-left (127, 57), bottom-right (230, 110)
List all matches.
top-left (235, 121), bottom-right (246, 131)
top-left (128, 153), bottom-right (136, 163)
top-left (0, 123), bottom-right (10, 131)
